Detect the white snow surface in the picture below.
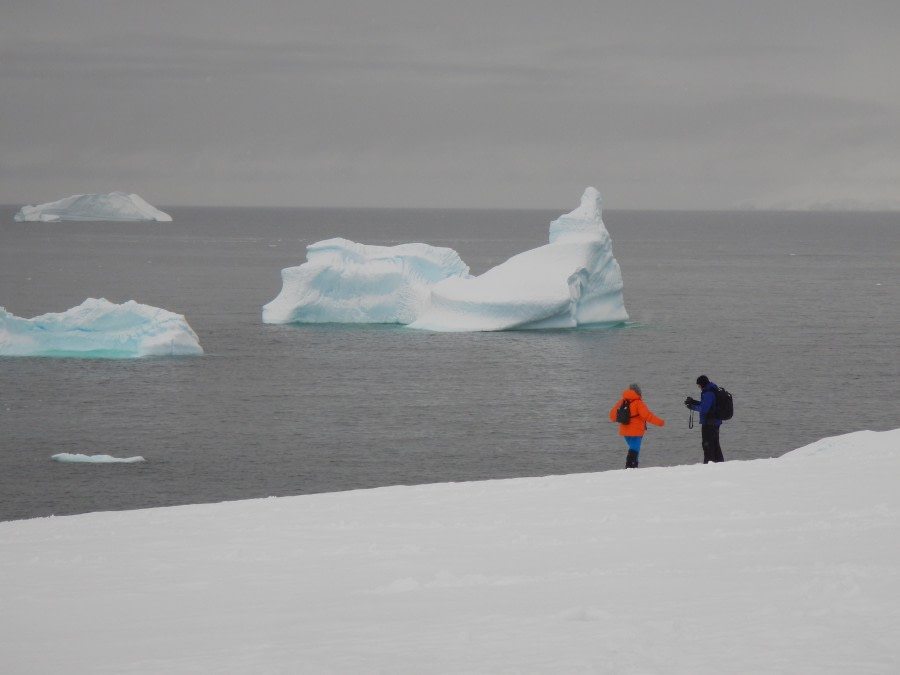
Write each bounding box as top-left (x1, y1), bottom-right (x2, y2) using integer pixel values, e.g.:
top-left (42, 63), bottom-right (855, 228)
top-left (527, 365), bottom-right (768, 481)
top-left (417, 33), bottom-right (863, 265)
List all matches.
top-left (14, 192), bottom-right (172, 222)
top-left (263, 187), bottom-right (628, 331)
top-left (51, 453), bottom-right (146, 463)
top-left (0, 298), bottom-right (203, 357)
top-left (3, 428), bottom-right (898, 674)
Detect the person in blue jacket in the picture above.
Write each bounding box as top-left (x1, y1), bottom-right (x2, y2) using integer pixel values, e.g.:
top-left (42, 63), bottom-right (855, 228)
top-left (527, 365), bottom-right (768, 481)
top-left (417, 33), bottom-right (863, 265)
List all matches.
top-left (684, 374), bottom-right (725, 463)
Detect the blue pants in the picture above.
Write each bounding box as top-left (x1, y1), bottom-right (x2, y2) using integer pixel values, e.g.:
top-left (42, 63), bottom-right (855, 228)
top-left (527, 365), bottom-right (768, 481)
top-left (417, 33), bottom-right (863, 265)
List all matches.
top-left (625, 436), bottom-right (643, 468)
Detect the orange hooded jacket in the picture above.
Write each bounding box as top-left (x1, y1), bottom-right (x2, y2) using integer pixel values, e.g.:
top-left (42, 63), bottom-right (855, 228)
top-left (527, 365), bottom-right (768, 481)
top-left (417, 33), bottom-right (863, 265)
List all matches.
top-left (609, 389), bottom-right (665, 437)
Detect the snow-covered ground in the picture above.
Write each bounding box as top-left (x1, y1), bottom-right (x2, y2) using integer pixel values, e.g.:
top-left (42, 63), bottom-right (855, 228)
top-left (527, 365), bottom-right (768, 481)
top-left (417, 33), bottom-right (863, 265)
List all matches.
top-left (2, 428), bottom-right (898, 674)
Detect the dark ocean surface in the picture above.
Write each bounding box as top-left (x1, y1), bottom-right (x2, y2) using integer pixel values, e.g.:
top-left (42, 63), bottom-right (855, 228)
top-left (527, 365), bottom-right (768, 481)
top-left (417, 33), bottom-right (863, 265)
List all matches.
top-left (2, 205), bottom-right (898, 521)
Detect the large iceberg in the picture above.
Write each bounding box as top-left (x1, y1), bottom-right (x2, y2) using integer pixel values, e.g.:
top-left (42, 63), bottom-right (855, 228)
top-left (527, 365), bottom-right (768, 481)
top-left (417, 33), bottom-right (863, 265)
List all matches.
top-left (263, 187), bottom-right (628, 331)
top-left (262, 238), bottom-right (471, 324)
top-left (411, 187), bottom-right (627, 331)
top-left (14, 192), bottom-right (172, 222)
top-left (0, 298), bottom-right (203, 357)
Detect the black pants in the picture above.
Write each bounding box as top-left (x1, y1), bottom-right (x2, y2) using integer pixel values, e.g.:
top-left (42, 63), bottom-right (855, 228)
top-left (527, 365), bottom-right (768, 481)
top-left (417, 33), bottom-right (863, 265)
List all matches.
top-left (701, 424), bottom-right (725, 463)
top-left (625, 450), bottom-right (639, 469)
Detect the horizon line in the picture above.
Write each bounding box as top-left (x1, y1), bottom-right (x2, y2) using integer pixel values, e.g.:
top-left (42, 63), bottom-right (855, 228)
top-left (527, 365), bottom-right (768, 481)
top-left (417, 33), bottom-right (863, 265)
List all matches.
top-left (3, 203), bottom-right (899, 215)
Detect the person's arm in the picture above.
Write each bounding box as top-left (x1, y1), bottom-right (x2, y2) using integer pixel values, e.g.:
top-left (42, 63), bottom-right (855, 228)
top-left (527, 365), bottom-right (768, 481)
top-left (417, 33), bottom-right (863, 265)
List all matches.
top-left (642, 402), bottom-right (665, 427)
top-left (635, 400), bottom-right (665, 427)
top-left (699, 390), bottom-right (715, 418)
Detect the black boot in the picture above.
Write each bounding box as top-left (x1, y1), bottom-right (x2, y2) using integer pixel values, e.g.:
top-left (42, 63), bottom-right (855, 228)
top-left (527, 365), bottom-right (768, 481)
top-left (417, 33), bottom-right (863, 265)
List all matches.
top-left (625, 450), bottom-right (639, 469)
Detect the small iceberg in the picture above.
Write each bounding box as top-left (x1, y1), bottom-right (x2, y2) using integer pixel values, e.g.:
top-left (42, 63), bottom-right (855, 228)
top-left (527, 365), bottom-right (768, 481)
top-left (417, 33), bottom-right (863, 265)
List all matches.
top-left (52, 453), bottom-right (146, 464)
top-left (0, 298), bottom-right (203, 358)
top-left (14, 192), bottom-right (172, 222)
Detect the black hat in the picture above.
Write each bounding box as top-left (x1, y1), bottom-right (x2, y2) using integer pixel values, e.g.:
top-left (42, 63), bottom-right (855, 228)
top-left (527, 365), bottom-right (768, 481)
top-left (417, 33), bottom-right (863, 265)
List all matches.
top-left (696, 375), bottom-right (710, 386)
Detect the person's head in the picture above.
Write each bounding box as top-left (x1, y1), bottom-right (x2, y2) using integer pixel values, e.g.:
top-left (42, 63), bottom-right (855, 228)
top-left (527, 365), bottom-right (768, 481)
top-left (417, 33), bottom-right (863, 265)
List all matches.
top-left (696, 375), bottom-right (709, 388)
top-left (629, 383), bottom-right (642, 396)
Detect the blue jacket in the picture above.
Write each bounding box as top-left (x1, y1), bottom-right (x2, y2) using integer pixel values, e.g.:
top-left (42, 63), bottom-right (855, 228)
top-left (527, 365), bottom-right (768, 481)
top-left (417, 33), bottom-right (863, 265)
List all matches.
top-left (691, 382), bottom-right (722, 426)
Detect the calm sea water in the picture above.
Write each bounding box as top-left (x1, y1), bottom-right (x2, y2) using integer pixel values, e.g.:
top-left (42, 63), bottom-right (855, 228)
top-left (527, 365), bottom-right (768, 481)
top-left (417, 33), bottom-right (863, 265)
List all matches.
top-left (2, 206), bottom-right (898, 521)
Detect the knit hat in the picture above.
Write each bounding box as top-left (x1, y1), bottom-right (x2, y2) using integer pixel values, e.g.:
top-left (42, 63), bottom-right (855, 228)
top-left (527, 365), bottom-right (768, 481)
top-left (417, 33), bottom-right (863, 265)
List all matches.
top-left (629, 383), bottom-right (642, 396)
top-left (696, 375), bottom-right (710, 386)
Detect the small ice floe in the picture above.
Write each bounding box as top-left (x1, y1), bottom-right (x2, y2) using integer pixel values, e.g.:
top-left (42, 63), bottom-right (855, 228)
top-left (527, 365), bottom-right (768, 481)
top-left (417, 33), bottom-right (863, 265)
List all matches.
top-left (51, 453), bottom-right (146, 464)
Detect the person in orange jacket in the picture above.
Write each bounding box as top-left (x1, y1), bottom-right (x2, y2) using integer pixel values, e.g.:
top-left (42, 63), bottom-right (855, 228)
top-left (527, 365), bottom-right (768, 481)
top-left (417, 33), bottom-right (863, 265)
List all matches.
top-left (609, 383), bottom-right (666, 468)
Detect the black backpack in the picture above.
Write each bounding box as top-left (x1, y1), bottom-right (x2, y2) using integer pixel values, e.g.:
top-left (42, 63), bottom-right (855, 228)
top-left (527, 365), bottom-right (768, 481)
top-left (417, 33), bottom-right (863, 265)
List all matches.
top-left (615, 399), bottom-right (631, 424)
top-left (714, 387), bottom-right (734, 421)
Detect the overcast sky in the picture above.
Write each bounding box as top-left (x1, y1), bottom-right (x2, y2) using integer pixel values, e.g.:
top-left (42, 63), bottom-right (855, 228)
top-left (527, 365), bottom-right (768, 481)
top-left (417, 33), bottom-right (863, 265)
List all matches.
top-left (2, 1), bottom-right (899, 209)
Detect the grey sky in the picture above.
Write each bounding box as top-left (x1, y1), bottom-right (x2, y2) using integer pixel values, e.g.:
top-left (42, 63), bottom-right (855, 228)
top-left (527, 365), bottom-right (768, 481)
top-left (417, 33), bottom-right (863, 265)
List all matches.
top-left (2, 1), bottom-right (898, 209)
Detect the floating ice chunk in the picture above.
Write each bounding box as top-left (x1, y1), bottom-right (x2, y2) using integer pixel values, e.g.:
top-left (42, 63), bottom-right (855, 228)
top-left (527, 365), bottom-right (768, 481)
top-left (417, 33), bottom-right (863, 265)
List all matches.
top-left (410, 187), bottom-right (627, 331)
top-left (262, 187), bottom-right (627, 332)
top-left (14, 192), bottom-right (172, 222)
top-left (52, 453), bottom-right (146, 463)
top-left (262, 238), bottom-right (471, 324)
top-left (0, 298), bottom-right (203, 358)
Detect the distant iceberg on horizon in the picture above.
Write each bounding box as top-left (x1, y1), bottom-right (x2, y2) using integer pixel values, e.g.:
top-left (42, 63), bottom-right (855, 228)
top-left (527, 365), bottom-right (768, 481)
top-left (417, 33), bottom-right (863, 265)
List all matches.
top-left (14, 192), bottom-right (172, 222)
top-left (262, 187), bottom-right (628, 331)
top-left (0, 298), bottom-right (203, 358)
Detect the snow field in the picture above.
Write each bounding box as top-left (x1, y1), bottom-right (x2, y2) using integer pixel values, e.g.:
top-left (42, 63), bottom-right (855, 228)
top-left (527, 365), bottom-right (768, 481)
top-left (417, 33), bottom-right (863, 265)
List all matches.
top-left (1, 429), bottom-right (898, 673)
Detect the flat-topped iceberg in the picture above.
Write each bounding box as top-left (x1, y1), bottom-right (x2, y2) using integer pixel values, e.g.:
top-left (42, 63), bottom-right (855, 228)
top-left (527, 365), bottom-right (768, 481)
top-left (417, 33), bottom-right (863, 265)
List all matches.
top-left (262, 238), bottom-right (471, 324)
top-left (51, 453), bottom-right (146, 463)
top-left (14, 192), bottom-right (172, 222)
top-left (262, 187), bottom-right (628, 331)
top-left (0, 298), bottom-right (203, 357)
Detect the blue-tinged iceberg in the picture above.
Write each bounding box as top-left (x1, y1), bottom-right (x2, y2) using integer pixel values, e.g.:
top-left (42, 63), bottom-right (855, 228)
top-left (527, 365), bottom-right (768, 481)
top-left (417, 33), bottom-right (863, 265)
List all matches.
top-left (262, 238), bottom-right (471, 324)
top-left (263, 187), bottom-right (628, 331)
top-left (410, 187), bottom-right (627, 331)
top-left (14, 192), bottom-right (172, 222)
top-left (0, 298), bottom-right (203, 357)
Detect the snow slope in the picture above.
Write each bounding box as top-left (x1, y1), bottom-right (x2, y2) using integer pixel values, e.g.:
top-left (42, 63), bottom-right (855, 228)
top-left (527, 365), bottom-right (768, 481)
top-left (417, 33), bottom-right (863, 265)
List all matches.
top-left (2, 428), bottom-right (898, 674)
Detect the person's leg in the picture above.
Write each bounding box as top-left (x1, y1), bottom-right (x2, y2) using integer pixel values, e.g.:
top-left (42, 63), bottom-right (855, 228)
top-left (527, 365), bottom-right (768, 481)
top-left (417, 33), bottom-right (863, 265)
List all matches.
top-left (701, 425), bottom-right (714, 464)
top-left (625, 436), bottom-right (642, 468)
top-left (711, 425), bottom-right (725, 462)
top-left (702, 425), bottom-right (724, 463)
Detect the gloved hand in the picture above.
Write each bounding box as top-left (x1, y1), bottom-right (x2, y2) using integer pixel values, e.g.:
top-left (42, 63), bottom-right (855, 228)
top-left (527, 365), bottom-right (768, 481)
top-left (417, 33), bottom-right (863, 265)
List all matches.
top-left (684, 397), bottom-right (699, 408)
